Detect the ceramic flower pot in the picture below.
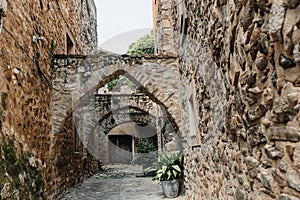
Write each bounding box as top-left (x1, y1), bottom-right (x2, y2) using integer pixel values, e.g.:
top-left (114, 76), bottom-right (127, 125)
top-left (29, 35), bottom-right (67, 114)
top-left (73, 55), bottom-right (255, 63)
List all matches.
top-left (161, 179), bottom-right (180, 198)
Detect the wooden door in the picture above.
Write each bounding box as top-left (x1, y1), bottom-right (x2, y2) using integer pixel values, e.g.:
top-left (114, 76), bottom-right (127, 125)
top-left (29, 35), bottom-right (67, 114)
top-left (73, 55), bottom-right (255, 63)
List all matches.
top-left (109, 135), bottom-right (132, 164)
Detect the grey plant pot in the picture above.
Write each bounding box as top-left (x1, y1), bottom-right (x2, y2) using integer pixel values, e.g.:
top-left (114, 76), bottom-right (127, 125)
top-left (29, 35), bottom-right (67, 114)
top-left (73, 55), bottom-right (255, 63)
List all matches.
top-left (161, 179), bottom-right (180, 198)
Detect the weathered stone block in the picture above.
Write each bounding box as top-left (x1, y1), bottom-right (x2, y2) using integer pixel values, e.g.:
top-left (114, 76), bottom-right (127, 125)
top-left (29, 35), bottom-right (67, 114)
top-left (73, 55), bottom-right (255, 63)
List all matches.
top-left (279, 54), bottom-right (297, 69)
top-left (279, 160), bottom-right (287, 172)
top-left (247, 125), bottom-right (267, 146)
top-left (235, 187), bottom-right (247, 200)
top-left (283, 0), bottom-right (300, 8)
top-left (287, 170), bottom-right (300, 192)
top-left (279, 193), bottom-right (300, 200)
top-left (260, 172), bottom-right (273, 191)
top-left (287, 93), bottom-right (299, 106)
top-left (267, 126), bottom-right (300, 142)
top-left (256, 56), bottom-right (268, 70)
top-left (245, 156), bottom-right (260, 170)
top-left (264, 144), bottom-right (284, 159)
top-left (293, 44), bottom-right (300, 64)
top-left (270, 0), bottom-right (286, 42)
top-left (293, 144), bottom-right (300, 167)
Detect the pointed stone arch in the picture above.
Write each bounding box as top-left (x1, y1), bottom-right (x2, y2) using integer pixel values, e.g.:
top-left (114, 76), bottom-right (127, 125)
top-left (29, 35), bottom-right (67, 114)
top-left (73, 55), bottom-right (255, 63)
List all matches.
top-left (52, 51), bottom-right (182, 136)
top-left (52, 52), bottom-right (183, 161)
top-left (97, 105), bottom-right (157, 134)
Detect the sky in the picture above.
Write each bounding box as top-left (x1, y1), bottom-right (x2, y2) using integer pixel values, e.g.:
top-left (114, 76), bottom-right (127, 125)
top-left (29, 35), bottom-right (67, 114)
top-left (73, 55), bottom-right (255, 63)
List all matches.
top-left (94, 0), bottom-right (153, 54)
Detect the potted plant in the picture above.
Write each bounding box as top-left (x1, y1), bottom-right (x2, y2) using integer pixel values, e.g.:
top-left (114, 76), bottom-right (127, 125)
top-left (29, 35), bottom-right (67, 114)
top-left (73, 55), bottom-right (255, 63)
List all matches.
top-left (144, 151), bottom-right (184, 198)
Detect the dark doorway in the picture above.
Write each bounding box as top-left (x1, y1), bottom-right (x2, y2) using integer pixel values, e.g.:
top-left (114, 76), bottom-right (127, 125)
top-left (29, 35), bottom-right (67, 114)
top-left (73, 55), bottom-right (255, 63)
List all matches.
top-left (109, 135), bottom-right (132, 164)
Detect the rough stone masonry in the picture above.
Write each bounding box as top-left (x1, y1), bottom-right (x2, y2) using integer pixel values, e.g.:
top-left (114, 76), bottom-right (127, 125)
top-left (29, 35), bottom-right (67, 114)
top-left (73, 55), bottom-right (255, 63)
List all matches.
top-left (0, 0), bottom-right (97, 199)
top-left (155, 0), bottom-right (300, 199)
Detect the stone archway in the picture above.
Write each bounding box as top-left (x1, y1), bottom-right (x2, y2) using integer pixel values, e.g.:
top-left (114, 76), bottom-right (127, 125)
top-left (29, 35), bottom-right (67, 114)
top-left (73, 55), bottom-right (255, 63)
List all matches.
top-left (52, 51), bottom-right (183, 156)
top-left (99, 120), bottom-right (158, 165)
top-left (52, 51), bottom-right (182, 136)
top-left (71, 91), bottom-right (179, 164)
top-left (98, 106), bottom-right (157, 135)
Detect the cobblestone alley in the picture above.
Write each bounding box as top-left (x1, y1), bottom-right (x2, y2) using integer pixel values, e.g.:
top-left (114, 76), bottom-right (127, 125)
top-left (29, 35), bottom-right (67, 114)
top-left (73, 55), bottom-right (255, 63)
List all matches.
top-left (59, 165), bottom-right (185, 200)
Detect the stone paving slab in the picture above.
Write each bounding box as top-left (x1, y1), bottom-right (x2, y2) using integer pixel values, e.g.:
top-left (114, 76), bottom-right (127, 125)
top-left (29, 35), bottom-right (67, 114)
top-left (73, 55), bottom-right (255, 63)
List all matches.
top-left (59, 165), bottom-right (185, 200)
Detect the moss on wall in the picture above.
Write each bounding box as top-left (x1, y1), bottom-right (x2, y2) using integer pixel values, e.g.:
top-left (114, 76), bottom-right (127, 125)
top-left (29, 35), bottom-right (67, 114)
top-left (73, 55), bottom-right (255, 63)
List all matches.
top-left (0, 136), bottom-right (44, 200)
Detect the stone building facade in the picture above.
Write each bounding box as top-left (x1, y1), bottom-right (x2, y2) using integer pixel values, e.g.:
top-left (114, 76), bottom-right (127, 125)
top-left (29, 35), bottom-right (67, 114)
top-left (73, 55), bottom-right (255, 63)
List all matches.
top-left (154, 0), bottom-right (300, 199)
top-left (0, 0), bottom-right (97, 199)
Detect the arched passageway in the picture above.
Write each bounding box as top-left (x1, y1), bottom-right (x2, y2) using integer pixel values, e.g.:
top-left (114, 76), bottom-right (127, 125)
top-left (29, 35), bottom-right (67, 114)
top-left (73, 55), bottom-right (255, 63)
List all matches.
top-left (50, 52), bottom-right (183, 193)
top-left (52, 52), bottom-right (182, 135)
top-left (72, 90), bottom-right (179, 164)
top-left (52, 52), bottom-right (183, 151)
top-left (104, 122), bottom-right (158, 164)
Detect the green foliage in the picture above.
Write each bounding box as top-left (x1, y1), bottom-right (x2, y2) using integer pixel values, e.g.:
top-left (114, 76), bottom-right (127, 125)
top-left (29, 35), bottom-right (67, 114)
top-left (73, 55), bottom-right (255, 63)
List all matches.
top-left (105, 76), bottom-right (138, 92)
top-left (106, 77), bottom-right (120, 91)
top-left (127, 31), bottom-right (154, 55)
top-left (133, 139), bottom-right (157, 165)
top-left (0, 136), bottom-right (44, 199)
top-left (136, 139), bottom-right (156, 153)
top-left (144, 152), bottom-right (184, 181)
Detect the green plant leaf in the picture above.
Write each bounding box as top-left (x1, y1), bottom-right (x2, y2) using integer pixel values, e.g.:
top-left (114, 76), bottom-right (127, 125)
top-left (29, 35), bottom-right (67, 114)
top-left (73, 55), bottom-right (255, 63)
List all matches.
top-left (162, 166), bottom-right (167, 174)
top-left (143, 167), bottom-right (156, 174)
top-left (173, 170), bottom-right (177, 178)
top-left (172, 165), bottom-right (181, 172)
top-left (167, 170), bottom-right (172, 180)
top-left (150, 151), bottom-right (184, 181)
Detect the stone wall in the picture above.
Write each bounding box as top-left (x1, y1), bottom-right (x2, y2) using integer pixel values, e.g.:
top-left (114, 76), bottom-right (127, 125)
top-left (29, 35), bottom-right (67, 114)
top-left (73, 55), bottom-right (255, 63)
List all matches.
top-left (52, 113), bottom-right (99, 198)
top-left (167, 0), bottom-right (300, 199)
top-left (0, 0), bottom-right (96, 199)
top-left (154, 0), bottom-right (177, 56)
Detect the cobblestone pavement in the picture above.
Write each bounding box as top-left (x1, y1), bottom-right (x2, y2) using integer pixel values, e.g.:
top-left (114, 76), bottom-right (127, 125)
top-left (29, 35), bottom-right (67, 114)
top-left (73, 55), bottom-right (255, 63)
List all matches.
top-left (59, 165), bottom-right (185, 200)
